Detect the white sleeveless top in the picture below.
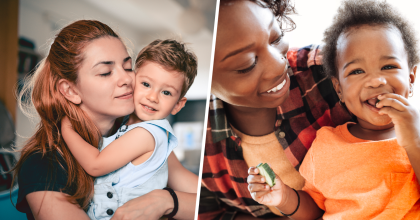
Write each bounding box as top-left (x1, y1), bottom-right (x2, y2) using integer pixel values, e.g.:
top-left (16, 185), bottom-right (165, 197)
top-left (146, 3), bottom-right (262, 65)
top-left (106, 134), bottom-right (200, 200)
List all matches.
top-left (87, 119), bottom-right (177, 220)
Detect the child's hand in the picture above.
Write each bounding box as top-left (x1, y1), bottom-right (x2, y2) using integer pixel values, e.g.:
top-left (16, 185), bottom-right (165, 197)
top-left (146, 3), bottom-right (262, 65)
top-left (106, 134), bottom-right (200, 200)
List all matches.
top-left (247, 166), bottom-right (289, 207)
top-left (376, 93), bottom-right (420, 149)
top-left (61, 116), bottom-right (73, 131)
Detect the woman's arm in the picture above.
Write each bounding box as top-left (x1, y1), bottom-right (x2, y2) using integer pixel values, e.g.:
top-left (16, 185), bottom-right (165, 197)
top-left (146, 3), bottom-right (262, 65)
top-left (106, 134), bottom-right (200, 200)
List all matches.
top-left (26, 191), bottom-right (90, 220)
top-left (111, 152), bottom-right (198, 220)
top-left (166, 152), bottom-right (199, 219)
top-left (61, 117), bottom-right (154, 177)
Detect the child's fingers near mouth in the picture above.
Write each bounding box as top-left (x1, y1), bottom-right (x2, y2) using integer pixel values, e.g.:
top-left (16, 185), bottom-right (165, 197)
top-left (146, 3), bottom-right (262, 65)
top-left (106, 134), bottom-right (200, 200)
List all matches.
top-left (376, 97), bottom-right (407, 113)
top-left (377, 93), bottom-right (409, 107)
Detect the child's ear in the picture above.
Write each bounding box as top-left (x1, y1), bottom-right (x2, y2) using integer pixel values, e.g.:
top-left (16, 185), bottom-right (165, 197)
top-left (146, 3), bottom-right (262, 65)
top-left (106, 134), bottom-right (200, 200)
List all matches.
top-left (58, 79), bottom-right (82, 104)
top-left (331, 76), bottom-right (344, 102)
top-left (171, 97), bottom-right (187, 115)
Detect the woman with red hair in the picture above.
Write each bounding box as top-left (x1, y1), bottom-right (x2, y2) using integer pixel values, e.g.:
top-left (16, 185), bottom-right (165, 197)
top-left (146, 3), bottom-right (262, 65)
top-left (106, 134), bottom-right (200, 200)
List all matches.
top-left (13, 20), bottom-right (197, 220)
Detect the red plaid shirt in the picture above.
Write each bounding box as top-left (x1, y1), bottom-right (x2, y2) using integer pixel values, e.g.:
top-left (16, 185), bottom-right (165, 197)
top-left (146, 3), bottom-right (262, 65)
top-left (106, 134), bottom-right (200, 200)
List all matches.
top-left (199, 45), bottom-right (354, 219)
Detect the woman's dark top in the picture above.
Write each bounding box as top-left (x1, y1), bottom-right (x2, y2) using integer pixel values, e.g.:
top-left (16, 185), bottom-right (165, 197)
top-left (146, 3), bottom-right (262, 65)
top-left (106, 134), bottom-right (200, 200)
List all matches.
top-left (16, 152), bottom-right (76, 220)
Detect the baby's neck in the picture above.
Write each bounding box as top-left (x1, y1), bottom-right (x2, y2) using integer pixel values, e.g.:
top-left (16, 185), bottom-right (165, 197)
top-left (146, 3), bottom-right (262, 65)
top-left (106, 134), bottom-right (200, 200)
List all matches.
top-left (348, 123), bottom-right (395, 141)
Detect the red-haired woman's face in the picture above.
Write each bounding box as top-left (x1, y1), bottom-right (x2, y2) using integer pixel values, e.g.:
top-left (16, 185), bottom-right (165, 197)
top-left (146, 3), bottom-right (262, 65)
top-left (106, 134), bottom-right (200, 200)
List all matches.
top-left (211, 1), bottom-right (290, 108)
top-left (75, 37), bottom-right (135, 122)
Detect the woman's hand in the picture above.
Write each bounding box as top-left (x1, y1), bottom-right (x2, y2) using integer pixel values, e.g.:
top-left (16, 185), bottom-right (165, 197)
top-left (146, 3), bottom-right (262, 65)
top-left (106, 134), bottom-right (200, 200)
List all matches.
top-left (376, 93), bottom-right (420, 149)
top-left (247, 166), bottom-right (290, 208)
top-left (111, 189), bottom-right (172, 220)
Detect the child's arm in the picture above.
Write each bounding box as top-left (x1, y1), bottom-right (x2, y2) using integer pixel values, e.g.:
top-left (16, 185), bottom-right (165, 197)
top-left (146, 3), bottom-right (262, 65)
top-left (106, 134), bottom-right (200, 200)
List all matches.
top-left (247, 166), bottom-right (324, 220)
top-left (376, 93), bottom-right (420, 183)
top-left (61, 117), bottom-right (155, 177)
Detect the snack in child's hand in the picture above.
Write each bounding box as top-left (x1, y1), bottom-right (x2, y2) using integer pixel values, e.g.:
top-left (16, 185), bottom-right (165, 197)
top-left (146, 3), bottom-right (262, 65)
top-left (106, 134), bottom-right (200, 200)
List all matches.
top-left (256, 163), bottom-right (276, 187)
top-left (376, 98), bottom-right (380, 107)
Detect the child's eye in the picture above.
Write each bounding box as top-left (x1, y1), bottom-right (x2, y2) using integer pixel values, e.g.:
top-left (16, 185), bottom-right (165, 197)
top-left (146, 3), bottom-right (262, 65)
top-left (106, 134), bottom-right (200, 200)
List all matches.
top-left (125, 68), bottom-right (133, 72)
top-left (349, 69), bottom-right (364, 75)
top-left (270, 31), bottom-right (284, 45)
top-left (142, 82), bottom-right (150, 87)
top-left (100, 72), bottom-right (111, 77)
top-left (238, 57), bottom-right (258, 74)
top-left (382, 65), bottom-right (397, 70)
top-left (162, 91), bottom-right (171, 96)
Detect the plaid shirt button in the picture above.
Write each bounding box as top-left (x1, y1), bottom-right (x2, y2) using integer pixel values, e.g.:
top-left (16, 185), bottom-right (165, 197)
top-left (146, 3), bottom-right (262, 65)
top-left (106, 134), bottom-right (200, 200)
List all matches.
top-left (279, 132), bottom-right (285, 138)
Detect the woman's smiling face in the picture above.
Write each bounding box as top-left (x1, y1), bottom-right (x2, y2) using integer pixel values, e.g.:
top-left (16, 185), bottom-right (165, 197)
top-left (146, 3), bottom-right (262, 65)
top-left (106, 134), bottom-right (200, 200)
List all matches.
top-left (334, 25), bottom-right (416, 129)
top-left (212, 1), bottom-right (290, 108)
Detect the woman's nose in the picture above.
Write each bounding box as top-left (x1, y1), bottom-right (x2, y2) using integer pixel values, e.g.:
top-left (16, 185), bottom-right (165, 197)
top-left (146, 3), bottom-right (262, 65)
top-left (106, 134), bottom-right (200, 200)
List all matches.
top-left (117, 67), bottom-right (134, 88)
top-left (262, 47), bottom-right (288, 80)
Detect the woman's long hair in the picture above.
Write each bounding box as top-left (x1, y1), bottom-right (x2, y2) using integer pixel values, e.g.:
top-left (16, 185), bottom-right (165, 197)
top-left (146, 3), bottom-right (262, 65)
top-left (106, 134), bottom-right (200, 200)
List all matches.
top-left (12, 20), bottom-right (121, 210)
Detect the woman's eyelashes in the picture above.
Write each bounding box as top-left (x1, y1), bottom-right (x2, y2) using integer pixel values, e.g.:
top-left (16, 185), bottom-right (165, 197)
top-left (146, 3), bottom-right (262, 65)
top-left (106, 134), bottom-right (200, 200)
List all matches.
top-left (99, 67), bottom-right (132, 77)
top-left (270, 32), bottom-right (284, 45)
top-left (100, 72), bottom-right (111, 77)
top-left (237, 57), bottom-right (258, 74)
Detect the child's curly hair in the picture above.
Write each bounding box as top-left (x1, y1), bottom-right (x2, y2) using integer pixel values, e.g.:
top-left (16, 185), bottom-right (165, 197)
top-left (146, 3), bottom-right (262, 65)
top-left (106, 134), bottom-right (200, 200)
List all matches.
top-left (221, 0), bottom-right (296, 32)
top-left (322, 0), bottom-right (419, 78)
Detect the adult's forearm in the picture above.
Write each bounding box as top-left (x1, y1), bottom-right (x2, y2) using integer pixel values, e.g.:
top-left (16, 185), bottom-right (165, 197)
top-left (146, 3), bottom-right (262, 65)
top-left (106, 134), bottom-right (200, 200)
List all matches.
top-left (275, 189), bottom-right (323, 220)
top-left (171, 191), bottom-right (197, 220)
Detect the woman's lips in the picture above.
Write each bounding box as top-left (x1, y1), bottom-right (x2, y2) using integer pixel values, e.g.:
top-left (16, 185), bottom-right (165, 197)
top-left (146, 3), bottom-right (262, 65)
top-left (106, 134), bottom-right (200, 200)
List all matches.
top-left (116, 92), bottom-right (133, 99)
top-left (266, 78), bottom-right (287, 93)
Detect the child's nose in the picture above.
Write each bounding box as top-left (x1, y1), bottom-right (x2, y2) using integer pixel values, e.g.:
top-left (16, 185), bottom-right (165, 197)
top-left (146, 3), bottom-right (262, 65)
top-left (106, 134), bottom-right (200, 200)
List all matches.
top-left (146, 91), bottom-right (159, 103)
top-left (365, 73), bottom-right (387, 88)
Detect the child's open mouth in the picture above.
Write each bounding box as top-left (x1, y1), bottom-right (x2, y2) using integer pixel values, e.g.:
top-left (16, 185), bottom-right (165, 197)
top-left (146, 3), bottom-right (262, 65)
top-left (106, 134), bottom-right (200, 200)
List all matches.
top-left (142, 104), bottom-right (157, 112)
top-left (366, 97), bottom-right (380, 108)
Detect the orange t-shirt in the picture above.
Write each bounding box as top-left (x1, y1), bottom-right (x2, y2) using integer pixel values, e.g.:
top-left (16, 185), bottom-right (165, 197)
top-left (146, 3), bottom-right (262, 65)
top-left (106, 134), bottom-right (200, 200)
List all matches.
top-left (300, 123), bottom-right (420, 219)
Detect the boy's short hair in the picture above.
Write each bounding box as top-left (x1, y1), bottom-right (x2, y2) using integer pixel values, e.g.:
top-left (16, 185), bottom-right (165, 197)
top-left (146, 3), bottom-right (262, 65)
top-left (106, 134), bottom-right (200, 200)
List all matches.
top-left (322, 0), bottom-right (419, 78)
top-left (135, 39), bottom-right (197, 99)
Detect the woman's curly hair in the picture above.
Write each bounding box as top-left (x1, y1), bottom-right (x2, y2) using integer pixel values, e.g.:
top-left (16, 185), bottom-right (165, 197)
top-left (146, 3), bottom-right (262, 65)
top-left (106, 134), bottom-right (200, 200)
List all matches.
top-left (322, 0), bottom-right (419, 78)
top-left (221, 0), bottom-right (296, 32)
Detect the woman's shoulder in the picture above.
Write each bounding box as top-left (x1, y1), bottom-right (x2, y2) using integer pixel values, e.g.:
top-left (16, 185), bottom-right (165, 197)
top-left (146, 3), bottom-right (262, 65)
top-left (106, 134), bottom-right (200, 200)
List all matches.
top-left (17, 151), bottom-right (72, 213)
top-left (20, 151), bottom-right (67, 174)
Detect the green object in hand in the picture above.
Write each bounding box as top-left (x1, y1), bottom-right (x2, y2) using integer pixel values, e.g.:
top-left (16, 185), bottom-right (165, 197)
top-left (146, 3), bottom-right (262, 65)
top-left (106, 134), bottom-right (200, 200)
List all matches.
top-left (256, 163), bottom-right (276, 187)
top-left (376, 98), bottom-right (380, 106)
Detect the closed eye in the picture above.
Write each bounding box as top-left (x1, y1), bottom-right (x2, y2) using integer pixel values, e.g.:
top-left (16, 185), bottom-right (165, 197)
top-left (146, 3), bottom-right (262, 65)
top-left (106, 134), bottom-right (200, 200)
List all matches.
top-left (238, 57), bottom-right (258, 74)
top-left (100, 72), bottom-right (111, 77)
top-left (270, 31), bottom-right (284, 45)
